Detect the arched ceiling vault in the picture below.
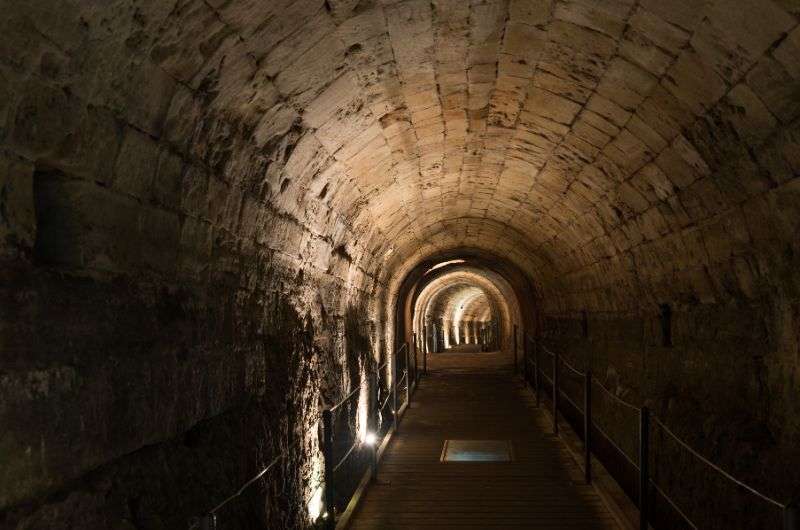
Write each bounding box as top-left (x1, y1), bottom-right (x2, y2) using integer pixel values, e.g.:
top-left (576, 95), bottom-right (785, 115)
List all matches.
top-left (14, 0), bottom-right (797, 314)
top-left (411, 265), bottom-right (524, 349)
top-left (291, 0), bottom-right (799, 312)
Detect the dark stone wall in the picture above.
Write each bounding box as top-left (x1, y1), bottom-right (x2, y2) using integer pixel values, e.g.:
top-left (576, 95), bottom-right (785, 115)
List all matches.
top-left (0, 2), bottom-right (380, 525)
top-left (543, 298), bottom-right (800, 528)
top-left (0, 246), bottom-right (374, 528)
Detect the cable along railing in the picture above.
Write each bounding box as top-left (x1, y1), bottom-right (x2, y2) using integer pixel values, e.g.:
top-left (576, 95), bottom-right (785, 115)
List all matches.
top-left (522, 334), bottom-right (798, 530)
top-left (191, 342), bottom-right (418, 530)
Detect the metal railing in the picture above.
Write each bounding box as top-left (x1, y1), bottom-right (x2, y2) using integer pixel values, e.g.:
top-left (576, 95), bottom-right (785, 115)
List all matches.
top-left (523, 334), bottom-right (798, 530)
top-left (192, 342), bottom-right (417, 530)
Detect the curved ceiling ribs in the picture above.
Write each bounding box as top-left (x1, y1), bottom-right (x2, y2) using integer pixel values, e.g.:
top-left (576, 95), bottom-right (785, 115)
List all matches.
top-left (11, 0), bottom-right (795, 313)
top-left (255, 0), bottom-right (798, 314)
top-left (409, 263), bottom-right (524, 350)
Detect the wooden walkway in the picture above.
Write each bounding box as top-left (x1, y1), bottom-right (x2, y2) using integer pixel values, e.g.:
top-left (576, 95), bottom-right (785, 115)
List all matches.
top-left (346, 351), bottom-right (622, 530)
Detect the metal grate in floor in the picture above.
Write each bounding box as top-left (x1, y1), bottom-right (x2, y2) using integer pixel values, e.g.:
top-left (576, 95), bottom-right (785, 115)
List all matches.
top-left (440, 439), bottom-right (513, 462)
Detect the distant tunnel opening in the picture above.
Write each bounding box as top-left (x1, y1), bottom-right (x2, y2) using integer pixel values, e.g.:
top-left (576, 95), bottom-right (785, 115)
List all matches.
top-left (391, 249), bottom-right (537, 372)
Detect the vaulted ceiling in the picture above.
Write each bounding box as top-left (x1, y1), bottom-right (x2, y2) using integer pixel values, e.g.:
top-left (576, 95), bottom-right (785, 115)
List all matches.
top-left (7, 0), bottom-right (799, 312)
top-left (233, 0), bottom-right (799, 309)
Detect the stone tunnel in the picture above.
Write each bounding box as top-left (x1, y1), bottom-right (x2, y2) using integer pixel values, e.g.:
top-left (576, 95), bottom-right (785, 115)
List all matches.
top-left (1, 0), bottom-right (799, 528)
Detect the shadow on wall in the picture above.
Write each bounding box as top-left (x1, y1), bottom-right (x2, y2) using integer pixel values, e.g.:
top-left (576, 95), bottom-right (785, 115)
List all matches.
top-left (543, 302), bottom-right (800, 530)
top-left (0, 294), bottom-right (329, 530)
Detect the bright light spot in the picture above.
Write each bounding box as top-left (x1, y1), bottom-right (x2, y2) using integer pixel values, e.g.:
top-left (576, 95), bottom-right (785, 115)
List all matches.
top-left (307, 454), bottom-right (324, 521)
top-left (424, 259), bottom-right (466, 275)
top-left (357, 365), bottom-right (368, 443)
top-left (308, 485), bottom-right (324, 520)
top-left (364, 432), bottom-right (377, 446)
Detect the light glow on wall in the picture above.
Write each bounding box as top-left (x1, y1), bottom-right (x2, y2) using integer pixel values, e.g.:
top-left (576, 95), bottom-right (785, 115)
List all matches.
top-left (357, 364), bottom-right (368, 443)
top-left (307, 455), bottom-right (325, 521)
top-left (450, 288), bottom-right (487, 347)
top-left (424, 259), bottom-right (465, 275)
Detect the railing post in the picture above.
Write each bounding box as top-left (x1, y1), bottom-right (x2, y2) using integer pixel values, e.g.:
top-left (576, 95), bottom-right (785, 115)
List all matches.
top-left (639, 406), bottom-right (650, 530)
top-left (422, 325), bottom-right (428, 375)
top-left (412, 332), bottom-right (418, 384)
top-left (404, 343), bottom-right (411, 407)
top-left (513, 324), bottom-right (518, 373)
top-left (322, 409), bottom-right (335, 529)
top-left (584, 369), bottom-right (592, 484)
top-left (200, 514), bottom-right (217, 530)
top-left (369, 371), bottom-right (378, 481)
top-left (534, 339), bottom-right (540, 407)
top-left (522, 333), bottom-right (529, 383)
top-left (553, 349), bottom-right (559, 435)
top-left (786, 499), bottom-right (799, 530)
top-left (392, 347), bottom-right (399, 433)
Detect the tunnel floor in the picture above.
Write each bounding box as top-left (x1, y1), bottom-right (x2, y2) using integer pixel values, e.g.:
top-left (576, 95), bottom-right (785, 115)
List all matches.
top-left (347, 351), bottom-right (621, 529)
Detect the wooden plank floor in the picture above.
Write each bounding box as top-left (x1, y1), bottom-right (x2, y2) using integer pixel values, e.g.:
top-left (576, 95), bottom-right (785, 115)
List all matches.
top-left (346, 350), bottom-right (621, 530)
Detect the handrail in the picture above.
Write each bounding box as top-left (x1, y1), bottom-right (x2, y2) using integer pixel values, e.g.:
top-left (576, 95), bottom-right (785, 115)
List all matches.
top-left (592, 379), bottom-right (640, 412)
top-left (333, 438), bottom-right (360, 473)
top-left (194, 343), bottom-right (423, 529)
top-left (331, 381), bottom-right (364, 412)
top-left (560, 356), bottom-right (585, 377)
top-left (558, 385), bottom-right (583, 413)
top-left (210, 451), bottom-right (287, 514)
top-left (379, 391), bottom-right (392, 412)
top-left (592, 417), bottom-right (640, 470)
top-left (194, 422), bottom-right (318, 525)
top-left (649, 479), bottom-right (698, 529)
top-left (651, 415), bottom-right (785, 509)
top-left (332, 356), bottom-right (412, 475)
top-left (523, 336), bottom-right (790, 529)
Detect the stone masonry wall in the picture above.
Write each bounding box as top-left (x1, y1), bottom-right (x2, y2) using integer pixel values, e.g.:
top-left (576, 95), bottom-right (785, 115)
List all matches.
top-left (0, 1), bottom-right (382, 528)
top-left (543, 299), bottom-right (800, 528)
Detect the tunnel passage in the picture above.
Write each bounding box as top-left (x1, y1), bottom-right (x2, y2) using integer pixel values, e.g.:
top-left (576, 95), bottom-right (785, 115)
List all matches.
top-left (410, 262), bottom-right (525, 354)
top-left (0, 0), bottom-right (799, 529)
top-left (424, 283), bottom-right (496, 351)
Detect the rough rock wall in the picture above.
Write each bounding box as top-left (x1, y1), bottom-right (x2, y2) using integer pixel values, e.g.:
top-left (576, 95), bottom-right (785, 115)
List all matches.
top-left (0, 0), bottom-right (381, 527)
top-left (2, 0), bottom-right (800, 527)
top-left (543, 296), bottom-right (800, 527)
top-left (531, 2), bottom-right (800, 522)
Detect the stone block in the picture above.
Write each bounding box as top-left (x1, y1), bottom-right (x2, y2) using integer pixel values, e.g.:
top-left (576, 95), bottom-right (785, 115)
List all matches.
top-left (52, 105), bottom-right (121, 184)
top-left (10, 81), bottom-right (82, 160)
top-left (509, 0), bottom-right (552, 26)
top-left (0, 70), bottom-right (11, 144)
top-left (663, 48), bottom-right (728, 116)
top-left (34, 174), bottom-right (141, 272)
top-left (138, 207), bottom-right (180, 275)
top-left (597, 58), bottom-right (658, 111)
top-left (639, 0), bottom-right (705, 31)
top-left (585, 94), bottom-right (630, 128)
top-left (178, 216), bottom-right (212, 279)
top-left (150, 0), bottom-right (235, 84)
top-left (619, 31), bottom-right (674, 77)
top-left (0, 153), bottom-right (35, 258)
top-left (746, 56), bottom-right (800, 124)
top-left (153, 148), bottom-right (184, 208)
top-left (525, 86), bottom-right (582, 125)
top-left (112, 128), bottom-right (158, 200)
top-left (118, 61), bottom-right (177, 138)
